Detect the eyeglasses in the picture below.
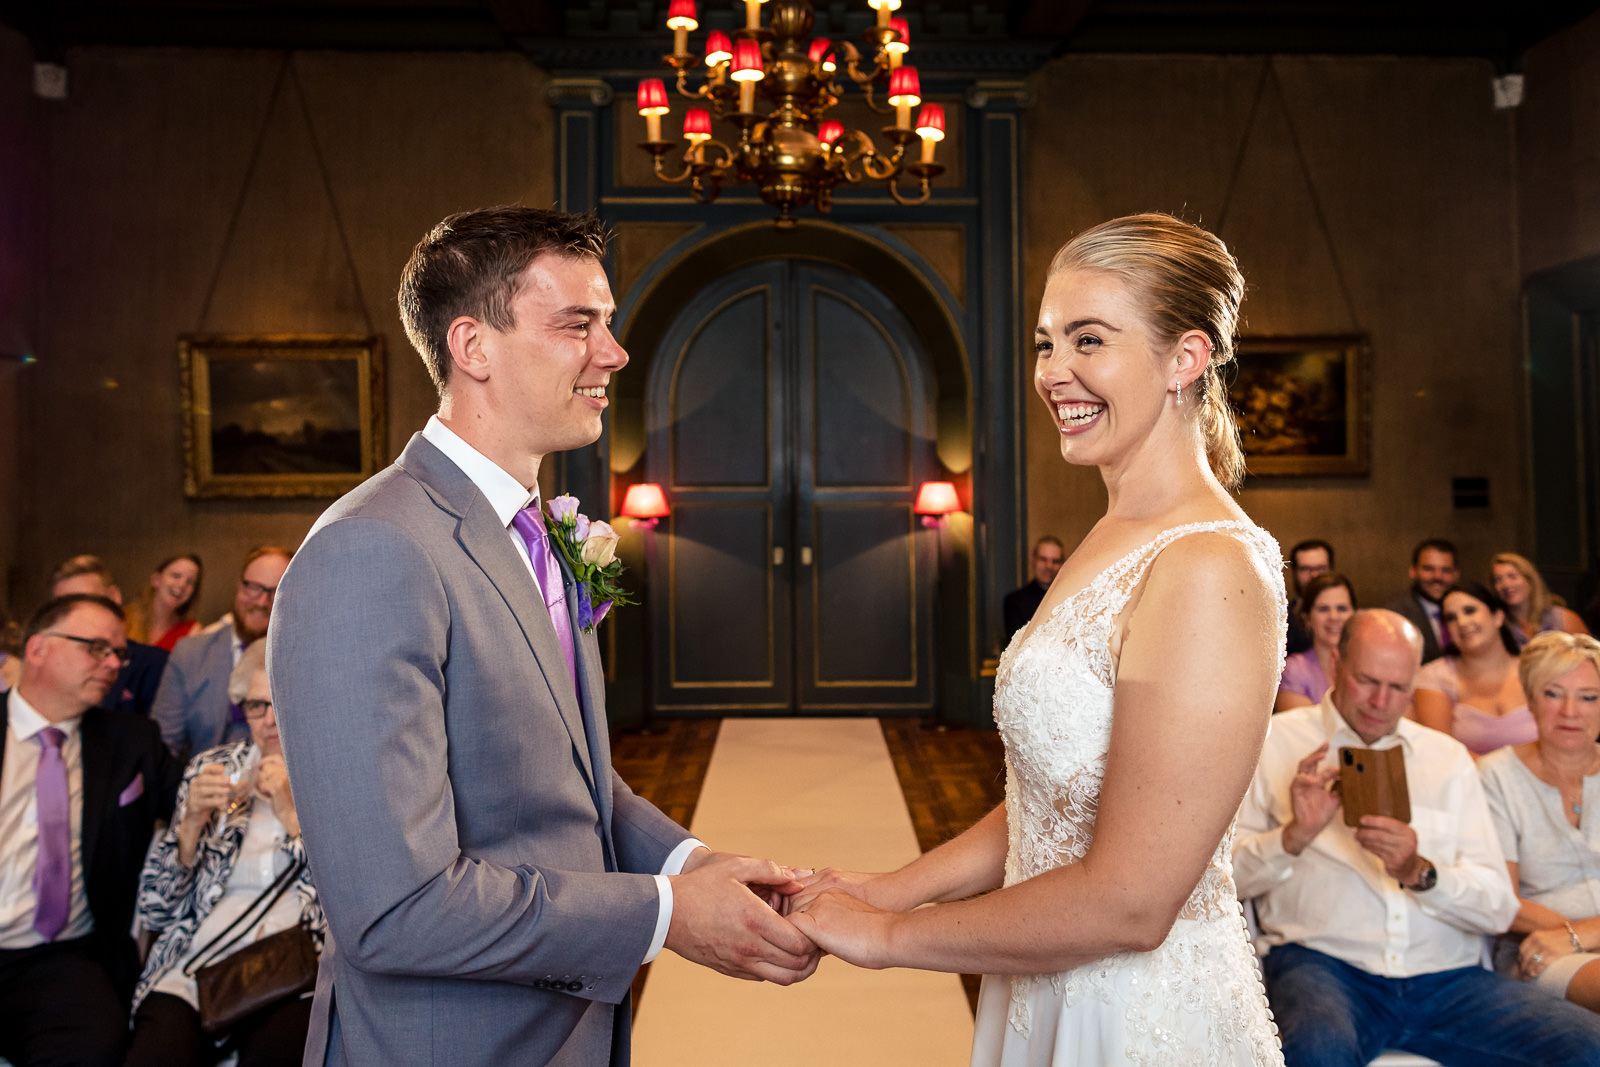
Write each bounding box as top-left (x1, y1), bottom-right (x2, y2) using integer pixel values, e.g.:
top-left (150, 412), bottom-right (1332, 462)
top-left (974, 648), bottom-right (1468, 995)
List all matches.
top-left (239, 579), bottom-right (279, 600)
top-left (240, 698), bottom-right (274, 721)
top-left (45, 633), bottom-right (130, 666)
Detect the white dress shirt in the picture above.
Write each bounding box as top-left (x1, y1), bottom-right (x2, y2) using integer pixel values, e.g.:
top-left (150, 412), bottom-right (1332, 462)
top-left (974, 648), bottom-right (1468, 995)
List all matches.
top-left (1234, 695), bottom-right (1518, 977)
top-left (0, 690), bottom-right (95, 947)
top-left (420, 416), bottom-right (703, 964)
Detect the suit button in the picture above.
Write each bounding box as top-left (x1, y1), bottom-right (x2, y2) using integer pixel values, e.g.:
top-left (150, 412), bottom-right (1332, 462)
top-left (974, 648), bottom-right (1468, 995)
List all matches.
top-left (566, 980), bottom-right (583, 992)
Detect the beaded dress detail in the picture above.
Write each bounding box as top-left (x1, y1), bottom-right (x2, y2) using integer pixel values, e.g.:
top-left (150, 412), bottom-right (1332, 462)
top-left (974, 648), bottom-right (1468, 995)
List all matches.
top-left (969, 521), bottom-right (1285, 1067)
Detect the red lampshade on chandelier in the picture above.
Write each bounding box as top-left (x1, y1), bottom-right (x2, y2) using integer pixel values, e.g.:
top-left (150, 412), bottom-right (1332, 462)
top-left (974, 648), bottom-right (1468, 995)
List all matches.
top-left (639, 0), bottom-right (946, 227)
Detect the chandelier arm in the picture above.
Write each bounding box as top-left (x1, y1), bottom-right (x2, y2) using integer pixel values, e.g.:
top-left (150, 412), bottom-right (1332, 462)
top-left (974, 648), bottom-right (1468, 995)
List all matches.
top-left (887, 172), bottom-right (933, 207)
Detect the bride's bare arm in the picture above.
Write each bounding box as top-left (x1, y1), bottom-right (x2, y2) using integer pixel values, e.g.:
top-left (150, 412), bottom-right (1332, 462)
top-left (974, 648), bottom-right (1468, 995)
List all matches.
top-left (792, 803), bottom-right (1010, 912)
top-left (792, 532), bottom-right (1280, 973)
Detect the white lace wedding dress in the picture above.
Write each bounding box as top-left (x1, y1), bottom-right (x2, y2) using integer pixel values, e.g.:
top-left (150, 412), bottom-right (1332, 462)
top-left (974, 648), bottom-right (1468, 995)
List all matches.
top-left (970, 521), bottom-right (1286, 1067)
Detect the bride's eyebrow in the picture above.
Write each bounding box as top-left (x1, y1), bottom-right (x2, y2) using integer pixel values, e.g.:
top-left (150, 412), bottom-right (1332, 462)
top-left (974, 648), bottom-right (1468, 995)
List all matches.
top-left (1064, 318), bottom-right (1120, 333)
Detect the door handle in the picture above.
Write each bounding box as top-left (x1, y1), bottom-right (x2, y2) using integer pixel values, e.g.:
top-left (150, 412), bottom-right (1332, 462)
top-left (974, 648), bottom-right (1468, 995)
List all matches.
top-left (773, 546), bottom-right (784, 566)
top-left (800, 546), bottom-right (813, 566)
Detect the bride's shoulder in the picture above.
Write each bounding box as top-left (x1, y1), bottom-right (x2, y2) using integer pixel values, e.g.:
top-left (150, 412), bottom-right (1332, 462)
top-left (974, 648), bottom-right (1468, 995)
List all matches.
top-left (1140, 522), bottom-right (1284, 615)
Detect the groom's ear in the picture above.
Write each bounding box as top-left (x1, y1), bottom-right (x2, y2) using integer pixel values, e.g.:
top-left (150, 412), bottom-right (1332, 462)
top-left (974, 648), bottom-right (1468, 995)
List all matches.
top-left (446, 315), bottom-right (492, 384)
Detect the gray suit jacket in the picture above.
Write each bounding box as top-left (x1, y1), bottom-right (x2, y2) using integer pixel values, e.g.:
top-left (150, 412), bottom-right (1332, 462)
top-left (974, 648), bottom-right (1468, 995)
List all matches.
top-left (151, 625), bottom-right (249, 759)
top-left (270, 433), bottom-right (690, 1067)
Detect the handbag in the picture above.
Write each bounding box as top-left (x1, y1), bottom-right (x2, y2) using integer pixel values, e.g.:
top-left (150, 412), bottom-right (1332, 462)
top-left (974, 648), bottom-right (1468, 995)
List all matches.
top-left (183, 856), bottom-right (318, 1035)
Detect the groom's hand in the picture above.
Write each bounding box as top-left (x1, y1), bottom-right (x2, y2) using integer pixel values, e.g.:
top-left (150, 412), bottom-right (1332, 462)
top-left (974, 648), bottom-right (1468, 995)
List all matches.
top-left (786, 867), bottom-right (883, 913)
top-left (668, 852), bottom-right (822, 985)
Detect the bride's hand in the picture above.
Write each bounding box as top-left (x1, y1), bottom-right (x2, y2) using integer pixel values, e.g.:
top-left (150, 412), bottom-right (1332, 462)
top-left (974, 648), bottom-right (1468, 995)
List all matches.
top-left (785, 867), bottom-right (884, 913)
top-left (789, 888), bottom-right (899, 970)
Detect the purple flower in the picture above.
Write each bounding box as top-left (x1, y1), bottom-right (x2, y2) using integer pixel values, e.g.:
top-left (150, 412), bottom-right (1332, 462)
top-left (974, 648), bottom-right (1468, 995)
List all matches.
top-left (546, 495), bottom-right (581, 525)
top-left (572, 514), bottom-right (591, 542)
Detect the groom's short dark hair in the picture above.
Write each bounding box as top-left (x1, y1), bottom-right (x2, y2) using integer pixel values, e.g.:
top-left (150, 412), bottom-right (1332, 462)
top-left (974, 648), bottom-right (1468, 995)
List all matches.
top-left (399, 206), bottom-right (611, 395)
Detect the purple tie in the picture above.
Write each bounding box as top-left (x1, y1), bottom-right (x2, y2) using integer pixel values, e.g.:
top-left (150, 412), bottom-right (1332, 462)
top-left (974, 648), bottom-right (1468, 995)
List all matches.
top-left (32, 727), bottom-right (70, 942)
top-left (511, 505), bottom-right (578, 690)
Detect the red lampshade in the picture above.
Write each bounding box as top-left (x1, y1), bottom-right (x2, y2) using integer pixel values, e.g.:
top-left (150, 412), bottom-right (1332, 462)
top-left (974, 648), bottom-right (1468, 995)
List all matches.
top-left (915, 103), bottom-right (945, 141)
top-left (683, 107), bottom-right (712, 142)
top-left (666, 0), bottom-right (698, 30)
top-left (636, 79), bottom-right (669, 117)
top-left (818, 120), bottom-right (844, 146)
top-left (888, 65), bottom-right (921, 108)
top-left (730, 39), bottom-right (765, 81)
top-left (913, 481), bottom-right (960, 516)
top-left (704, 30), bottom-right (733, 65)
top-left (808, 37), bottom-right (837, 72)
top-left (621, 483), bottom-right (671, 519)
top-left (886, 16), bottom-right (910, 54)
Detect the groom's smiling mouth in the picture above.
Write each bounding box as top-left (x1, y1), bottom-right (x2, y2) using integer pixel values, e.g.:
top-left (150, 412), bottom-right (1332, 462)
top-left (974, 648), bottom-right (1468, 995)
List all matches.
top-left (574, 384), bottom-right (607, 399)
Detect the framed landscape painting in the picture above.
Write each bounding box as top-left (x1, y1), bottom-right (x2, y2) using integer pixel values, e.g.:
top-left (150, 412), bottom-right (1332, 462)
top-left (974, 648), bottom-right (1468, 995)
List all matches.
top-left (1229, 335), bottom-right (1370, 477)
top-left (180, 334), bottom-right (385, 498)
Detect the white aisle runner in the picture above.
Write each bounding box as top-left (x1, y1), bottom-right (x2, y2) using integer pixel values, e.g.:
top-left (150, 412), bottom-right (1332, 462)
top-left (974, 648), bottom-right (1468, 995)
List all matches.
top-left (631, 718), bottom-right (975, 1065)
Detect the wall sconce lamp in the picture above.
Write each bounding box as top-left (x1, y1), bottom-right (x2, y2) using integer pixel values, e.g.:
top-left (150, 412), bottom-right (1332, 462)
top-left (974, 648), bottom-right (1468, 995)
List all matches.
top-left (620, 482), bottom-right (671, 529)
top-left (913, 480), bottom-right (960, 528)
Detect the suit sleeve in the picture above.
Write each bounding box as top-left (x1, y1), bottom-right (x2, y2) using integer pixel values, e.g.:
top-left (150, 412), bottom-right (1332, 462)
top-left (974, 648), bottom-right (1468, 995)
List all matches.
top-left (150, 645), bottom-right (193, 756)
top-left (269, 516), bottom-right (661, 1003)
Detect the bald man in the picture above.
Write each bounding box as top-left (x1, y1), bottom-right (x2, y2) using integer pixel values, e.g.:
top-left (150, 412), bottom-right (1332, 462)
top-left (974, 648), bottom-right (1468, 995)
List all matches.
top-left (1236, 609), bottom-right (1600, 1065)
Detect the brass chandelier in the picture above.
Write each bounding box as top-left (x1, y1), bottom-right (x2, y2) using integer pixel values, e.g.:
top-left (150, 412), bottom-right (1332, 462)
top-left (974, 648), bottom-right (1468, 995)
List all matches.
top-left (637, 0), bottom-right (946, 228)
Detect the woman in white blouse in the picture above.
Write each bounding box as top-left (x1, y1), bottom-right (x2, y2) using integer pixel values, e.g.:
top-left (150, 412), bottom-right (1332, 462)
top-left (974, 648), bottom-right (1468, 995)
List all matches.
top-left (125, 641), bottom-right (324, 1065)
top-left (1480, 631), bottom-right (1600, 1012)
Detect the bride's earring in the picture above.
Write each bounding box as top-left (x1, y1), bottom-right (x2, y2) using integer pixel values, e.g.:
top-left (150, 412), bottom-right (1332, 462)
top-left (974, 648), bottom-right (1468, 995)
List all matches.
top-left (1174, 381), bottom-right (1184, 406)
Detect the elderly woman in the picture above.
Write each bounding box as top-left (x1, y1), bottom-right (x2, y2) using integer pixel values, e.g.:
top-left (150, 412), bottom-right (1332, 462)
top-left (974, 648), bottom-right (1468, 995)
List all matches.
top-left (1274, 571), bottom-right (1355, 711)
top-left (1480, 631), bottom-right (1600, 1011)
top-left (1413, 581), bottom-right (1532, 755)
top-left (1493, 552), bottom-right (1591, 645)
top-left (125, 642), bottom-right (323, 1066)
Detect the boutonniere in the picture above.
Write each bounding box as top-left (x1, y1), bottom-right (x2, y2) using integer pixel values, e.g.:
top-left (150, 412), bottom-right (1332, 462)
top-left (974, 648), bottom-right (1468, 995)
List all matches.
top-left (543, 495), bottom-right (636, 632)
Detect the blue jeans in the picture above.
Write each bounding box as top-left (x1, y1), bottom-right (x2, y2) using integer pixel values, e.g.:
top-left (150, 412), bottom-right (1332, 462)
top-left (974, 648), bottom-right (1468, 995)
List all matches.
top-left (1264, 943), bottom-right (1600, 1066)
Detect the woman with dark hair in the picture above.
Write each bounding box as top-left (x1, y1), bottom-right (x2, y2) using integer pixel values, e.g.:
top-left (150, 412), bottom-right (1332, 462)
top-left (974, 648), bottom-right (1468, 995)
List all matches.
top-left (1414, 581), bottom-right (1532, 755)
top-left (124, 554), bottom-right (203, 651)
top-left (1275, 572), bottom-right (1355, 711)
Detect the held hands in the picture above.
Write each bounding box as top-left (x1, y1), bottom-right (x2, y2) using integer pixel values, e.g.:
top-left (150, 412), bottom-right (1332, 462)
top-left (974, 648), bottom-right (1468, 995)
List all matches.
top-left (1520, 926), bottom-right (1578, 980)
top-left (1281, 743), bottom-right (1342, 856)
top-left (666, 850), bottom-right (821, 985)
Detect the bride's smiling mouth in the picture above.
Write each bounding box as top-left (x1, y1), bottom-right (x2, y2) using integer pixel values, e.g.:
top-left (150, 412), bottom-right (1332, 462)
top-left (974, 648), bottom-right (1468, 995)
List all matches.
top-left (1055, 400), bottom-right (1106, 434)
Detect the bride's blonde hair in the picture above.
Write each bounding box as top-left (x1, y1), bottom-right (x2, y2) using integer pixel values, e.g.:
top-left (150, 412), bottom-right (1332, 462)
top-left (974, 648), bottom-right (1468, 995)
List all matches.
top-left (1049, 213), bottom-right (1247, 491)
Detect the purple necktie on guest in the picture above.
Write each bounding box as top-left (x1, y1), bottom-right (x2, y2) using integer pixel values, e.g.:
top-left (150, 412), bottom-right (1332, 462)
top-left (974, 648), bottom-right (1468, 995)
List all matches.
top-left (510, 505), bottom-right (578, 690)
top-left (32, 727), bottom-right (70, 942)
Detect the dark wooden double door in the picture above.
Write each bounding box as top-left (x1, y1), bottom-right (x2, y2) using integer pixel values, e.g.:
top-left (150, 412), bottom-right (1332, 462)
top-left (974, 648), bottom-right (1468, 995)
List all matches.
top-left (647, 260), bottom-right (936, 714)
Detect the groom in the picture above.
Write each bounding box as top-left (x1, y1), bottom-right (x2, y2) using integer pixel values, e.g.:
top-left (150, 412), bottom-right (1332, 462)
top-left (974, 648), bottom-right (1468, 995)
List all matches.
top-left (269, 206), bottom-right (818, 1067)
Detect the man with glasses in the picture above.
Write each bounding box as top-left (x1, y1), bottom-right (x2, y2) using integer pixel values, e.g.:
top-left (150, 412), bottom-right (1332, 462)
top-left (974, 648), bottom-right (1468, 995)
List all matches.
top-left (152, 545), bottom-right (291, 761)
top-left (0, 594), bottom-right (180, 1066)
top-left (49, 554), bottom-right (168, 719)
top-left (1285, 539), bottom-right (1335, 655)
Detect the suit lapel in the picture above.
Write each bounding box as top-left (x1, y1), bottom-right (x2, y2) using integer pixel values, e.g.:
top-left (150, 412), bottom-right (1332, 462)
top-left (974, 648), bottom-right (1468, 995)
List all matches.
top-left (555, 556), bottom-right (616, 862)
top-left (79, 711), bottom-right (110, 875)
top-left (398, 435), bottom-right (596, 790)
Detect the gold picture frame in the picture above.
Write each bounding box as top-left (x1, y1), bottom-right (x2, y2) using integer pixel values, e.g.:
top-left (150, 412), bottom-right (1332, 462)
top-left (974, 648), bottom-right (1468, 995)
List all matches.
top-left (1230, 335), bottom-right (1370, 477)
top-left (180, 334), bottom-right (385, 499)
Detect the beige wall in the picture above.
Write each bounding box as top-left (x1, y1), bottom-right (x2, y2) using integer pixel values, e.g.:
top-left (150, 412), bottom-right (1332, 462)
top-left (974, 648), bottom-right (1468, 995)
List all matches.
top-left (0, 27), bottom-right (38, 617)
top-left (1518, 8), bottom-right (1600, 276)
top-left (14, 46), bottom-right (553, 621)
top-left (1020, 53), bottom-right (1527, 605)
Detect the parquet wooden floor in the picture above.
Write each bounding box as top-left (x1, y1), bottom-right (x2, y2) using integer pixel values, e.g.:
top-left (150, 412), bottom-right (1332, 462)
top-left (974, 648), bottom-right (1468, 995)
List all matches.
top-left (611, 717), bottom-right (1007, 1016)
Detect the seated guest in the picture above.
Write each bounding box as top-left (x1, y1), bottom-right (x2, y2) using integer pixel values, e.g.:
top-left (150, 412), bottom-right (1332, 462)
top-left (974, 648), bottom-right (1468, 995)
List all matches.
top-left (153, 545), bottom-right (291, 761)
top-left (1236, 609), bottom-right (1600, 1065)
top-left (1384, 538), bottom-right (1459, 663)
top-left (0, 595), bottom-right (180, 1067)
top-left (1493, 552), bottom-right (1591, 645)
top-left (0, 608), bottom-right (19, 691)
top-left (127, 641), bottom-right (323, 1067)
top-left (49, 555), bottom-right (168, 718)
top-left (1276, 571), bottom-right (1355, 712)
top-left (124, 554), bottom-right (205, 652)
top-left (1480, 631), bottom-right (1600, 1012)
top-left (1284, 539), bottom-right (1334, 655)
top-left (1414, 582), bottom-right (1532, 756)
top-left (1001, 535), bottom-right (1064, 645)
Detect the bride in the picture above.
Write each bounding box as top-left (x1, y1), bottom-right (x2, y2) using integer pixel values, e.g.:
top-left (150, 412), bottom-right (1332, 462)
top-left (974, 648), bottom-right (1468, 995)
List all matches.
top-left (790, 213), bottom-right (1285, 1065)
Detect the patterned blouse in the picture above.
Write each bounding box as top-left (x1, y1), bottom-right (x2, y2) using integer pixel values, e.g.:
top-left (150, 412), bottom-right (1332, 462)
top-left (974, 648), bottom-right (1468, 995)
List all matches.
top-left (131, 739), bottom-right (325, 1013)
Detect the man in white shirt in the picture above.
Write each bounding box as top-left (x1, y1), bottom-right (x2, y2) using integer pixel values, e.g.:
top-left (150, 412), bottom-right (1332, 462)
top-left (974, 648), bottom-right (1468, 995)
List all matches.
top-left (1236, 609), bottom-right (1600, 1065)
top-left (0, 595), bottom-right (179, 1066)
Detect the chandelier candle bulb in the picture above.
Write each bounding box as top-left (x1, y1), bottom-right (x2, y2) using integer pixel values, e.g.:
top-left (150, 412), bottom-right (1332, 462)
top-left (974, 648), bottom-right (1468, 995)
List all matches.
top-left (705, 29), bottom-right (732, 66)
top-left (888, 65), bottom-right (921, 128)
top-left (684, 107), bottom-right (712, 143)
top-left (887, 17), bottom-right (909, 67)
top-left (915, 103), bottom-right (944, 163)
top-left (666, 0), bottom-right (698, 55)
top-left (637, 78), bottom-right (670, 141)
top-left (818, 119), bottom-right (843, 146)
top-left (731, 38), bottom-right (763, 113)
top-left (868, 0), bottom-right (900, 29)
top-left (744, 0), bottom-right (765, 30)
top-left (808, 38), bottom-right (836, 73)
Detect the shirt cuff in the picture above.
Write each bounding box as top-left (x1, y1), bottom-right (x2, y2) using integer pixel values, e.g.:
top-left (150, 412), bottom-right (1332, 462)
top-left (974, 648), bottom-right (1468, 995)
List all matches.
top-left (642, 838), bottom-right (710, 964)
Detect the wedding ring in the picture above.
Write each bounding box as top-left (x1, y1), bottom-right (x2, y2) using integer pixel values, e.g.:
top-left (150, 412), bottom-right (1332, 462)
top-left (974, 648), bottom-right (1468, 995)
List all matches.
top-left (1532, 953), bottom-right (1544, 965)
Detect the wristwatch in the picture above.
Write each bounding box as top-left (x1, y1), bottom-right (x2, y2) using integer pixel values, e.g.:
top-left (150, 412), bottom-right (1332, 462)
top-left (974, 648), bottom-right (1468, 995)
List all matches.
top-left (1403, 858), bottom-right (1438, 892)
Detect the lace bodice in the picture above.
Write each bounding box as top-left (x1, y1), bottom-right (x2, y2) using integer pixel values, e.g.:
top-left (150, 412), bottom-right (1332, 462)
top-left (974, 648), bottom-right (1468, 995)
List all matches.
top-left (987, 520), bottom-right (1286, 1062)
